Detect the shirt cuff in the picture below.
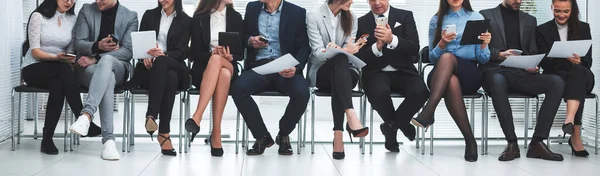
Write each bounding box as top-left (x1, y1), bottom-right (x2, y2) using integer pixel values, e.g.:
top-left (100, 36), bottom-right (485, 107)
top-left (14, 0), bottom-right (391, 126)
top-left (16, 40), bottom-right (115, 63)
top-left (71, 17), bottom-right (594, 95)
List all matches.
top-left (387, 35), bottom-right (398, 50)
top-left (371, 43), bottom-right (383, 57)
top-left (92, 41), bottom-right (99, 54)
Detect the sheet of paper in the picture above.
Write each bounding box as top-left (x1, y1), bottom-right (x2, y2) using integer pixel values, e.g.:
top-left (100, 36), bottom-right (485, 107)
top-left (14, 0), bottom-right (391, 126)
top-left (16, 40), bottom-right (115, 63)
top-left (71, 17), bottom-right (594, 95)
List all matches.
top-left (547, 40), bottom-right (592, 58)
top-left (321, 48), bottom-right (367, 68)
top-left (499, 54), bottom-right (546, 69)
top-left (252, 54), bottom-right (300, 75)
top-left (131, 31), bottom-right (157, 59)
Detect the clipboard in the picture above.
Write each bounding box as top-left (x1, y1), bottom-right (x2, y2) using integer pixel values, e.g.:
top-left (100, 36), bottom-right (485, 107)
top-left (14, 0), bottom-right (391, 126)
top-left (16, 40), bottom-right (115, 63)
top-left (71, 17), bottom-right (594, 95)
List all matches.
top-left (131, 31), bottom-right (157, 59)
top-left (218, 32), bottom-right (242, 56)
top-left (460, 19), bottom-right (490, 45)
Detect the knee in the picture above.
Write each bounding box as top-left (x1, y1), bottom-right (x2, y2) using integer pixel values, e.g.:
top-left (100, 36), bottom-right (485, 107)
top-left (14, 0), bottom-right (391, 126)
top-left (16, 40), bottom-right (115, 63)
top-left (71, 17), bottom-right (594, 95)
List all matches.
top-left (288, 84), bottom-right (310, 102)
top-left (219, 68), bottom-right (232, 80)
top-left (231, 78), bottom-right (251, 98)
top-left (407, 86), bottom-right (429, 101)
top-left (330, 54), bottom-right (349, 64)
top-left (48, 79), bottom-right (63, 91)
top-left (365, 86), bottom-right (390, 100)
top-left (485, 73), bottom-right (506, 91)
top-left (97, 55), bottom-right (118, 69)
top-left (568, 64), bottom-right (587, 75)
top-left (208, 55), bottom-right (223, 65)
top-left (549, 75), bottom-right (565, 90)
top-left (438, 53), bottom-right (457, 63)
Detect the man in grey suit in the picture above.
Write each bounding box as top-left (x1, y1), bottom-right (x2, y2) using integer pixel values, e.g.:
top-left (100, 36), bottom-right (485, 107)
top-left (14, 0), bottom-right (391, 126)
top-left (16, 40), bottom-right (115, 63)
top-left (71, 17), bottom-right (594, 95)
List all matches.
top-left (69, 0), bottom-right (137, 161)
top-left (480, 0), bottom-right (563, 162)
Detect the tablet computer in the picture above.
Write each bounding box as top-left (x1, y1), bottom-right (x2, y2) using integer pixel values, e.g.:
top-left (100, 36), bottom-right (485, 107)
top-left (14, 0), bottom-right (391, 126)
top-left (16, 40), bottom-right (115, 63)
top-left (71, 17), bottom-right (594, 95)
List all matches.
top-left (218, 32), bottom-right (242, 56)
top-left (460, 19), bottom-right (490, 45)
top-left (131, 31), bottom-right (156, 59)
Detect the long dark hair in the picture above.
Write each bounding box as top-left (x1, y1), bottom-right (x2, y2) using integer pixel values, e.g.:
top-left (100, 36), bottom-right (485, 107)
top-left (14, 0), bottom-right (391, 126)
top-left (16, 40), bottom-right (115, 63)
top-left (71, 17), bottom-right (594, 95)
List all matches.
top-left (433, 0), bottom-right (473, 46)
top-left (23, 0), bottom-right (76, 57)
top-left (195, 0), bottom-right (233, 15)
top-left (158, 0), bottom-right (185, 15)
top-left (327, 0), bottom-right (353, 36)
top-left (553, 0), bottom-right (581, 38)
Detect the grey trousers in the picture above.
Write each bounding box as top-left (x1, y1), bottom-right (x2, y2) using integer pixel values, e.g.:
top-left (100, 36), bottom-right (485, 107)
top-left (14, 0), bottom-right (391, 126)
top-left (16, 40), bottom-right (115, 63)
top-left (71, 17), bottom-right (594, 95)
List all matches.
top-left (77, 55), bottom-right (128, 143)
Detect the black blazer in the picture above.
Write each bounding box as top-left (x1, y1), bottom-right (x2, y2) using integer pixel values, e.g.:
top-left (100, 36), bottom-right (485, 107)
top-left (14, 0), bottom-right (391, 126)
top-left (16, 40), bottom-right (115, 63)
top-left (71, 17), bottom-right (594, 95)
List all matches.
top-left (189, 6), bottom-right (243, 79)
top-left (242, 1), bottom-right (310, 72)
top-left (139, 7), bottom-right (192, 63)
top-left (356, 6), bottom-right (420, 76)
top-left (536, 19), bottom-right (592, 74)
top-left (479, 5), bottom-right (538, 73)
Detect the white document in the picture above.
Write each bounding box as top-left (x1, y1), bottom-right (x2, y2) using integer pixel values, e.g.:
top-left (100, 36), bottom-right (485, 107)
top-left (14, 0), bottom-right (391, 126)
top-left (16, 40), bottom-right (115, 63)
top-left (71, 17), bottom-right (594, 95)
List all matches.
top-left (321, 48), bottom-right (367, 68)
top-left (252, 54), bottom-right (300, 75)
top-left (131, 31), bottom-right (157, 59)
top-left (547, 40), bottom-right (592, 58)
top-left (499, 54), bottom-right (546, 69)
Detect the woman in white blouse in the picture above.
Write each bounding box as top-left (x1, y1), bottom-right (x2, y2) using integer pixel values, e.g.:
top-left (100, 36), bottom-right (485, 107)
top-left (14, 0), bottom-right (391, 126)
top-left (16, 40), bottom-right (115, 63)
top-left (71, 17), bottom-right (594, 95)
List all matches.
top-left (21, 0), bottom-right (80, 155)
top-left (186, 0), bottom-right (243, 156)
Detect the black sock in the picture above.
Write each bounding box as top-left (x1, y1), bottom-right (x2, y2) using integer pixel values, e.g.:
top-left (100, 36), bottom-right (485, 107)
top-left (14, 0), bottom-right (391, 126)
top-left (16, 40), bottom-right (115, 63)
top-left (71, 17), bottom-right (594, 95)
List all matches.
top-left (507, 139), bottom-right (517, 143)
top-left (531, 136), bottom-right (544, 143)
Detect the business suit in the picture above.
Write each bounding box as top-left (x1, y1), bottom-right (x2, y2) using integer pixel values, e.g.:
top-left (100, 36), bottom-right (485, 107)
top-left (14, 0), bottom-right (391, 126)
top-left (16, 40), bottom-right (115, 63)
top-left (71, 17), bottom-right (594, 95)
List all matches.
top-left (537, 19), bottom-right (594, 125)
top-left (190, 5), bottom-right (243, 87)
top-left (356, 6), bottom-right (428, 143)
top-left (480, 6), bottom-right (564, 143)
top-left (230, 0), bottom-right (310, 147)
top-left (73, 2), bottom-right (138, 144)
top-left (306, 3), bottom-right (359, 131)
top-left (131, 7), bottom-right (191, 134)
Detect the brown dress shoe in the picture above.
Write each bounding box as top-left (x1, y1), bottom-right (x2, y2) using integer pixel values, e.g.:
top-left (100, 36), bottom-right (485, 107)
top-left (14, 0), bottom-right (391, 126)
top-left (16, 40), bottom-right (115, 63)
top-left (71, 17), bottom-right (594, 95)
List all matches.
top-left (498, 141), bottom-right (520, 161)
top-left (526, 141), bottom-right (564, 161)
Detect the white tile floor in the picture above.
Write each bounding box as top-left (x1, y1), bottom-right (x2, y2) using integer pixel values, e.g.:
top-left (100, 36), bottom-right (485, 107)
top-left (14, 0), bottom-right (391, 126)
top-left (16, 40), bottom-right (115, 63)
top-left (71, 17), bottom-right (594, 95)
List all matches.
top-left (1, 137), bottom-right (599, 176)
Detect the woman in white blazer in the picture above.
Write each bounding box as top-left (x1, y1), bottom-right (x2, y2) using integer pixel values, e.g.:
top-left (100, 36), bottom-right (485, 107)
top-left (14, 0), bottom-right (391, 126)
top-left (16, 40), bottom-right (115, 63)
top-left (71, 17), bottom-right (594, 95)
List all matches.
top-left (306, 0), bottom-right (367, 160)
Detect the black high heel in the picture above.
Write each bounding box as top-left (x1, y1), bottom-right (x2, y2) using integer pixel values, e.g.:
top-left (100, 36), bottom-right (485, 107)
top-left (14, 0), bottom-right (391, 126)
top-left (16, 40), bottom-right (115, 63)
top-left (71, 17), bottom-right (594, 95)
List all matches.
top-left (464, 141), bottom-right (478, 162)
top-left (411, 117), bottom-right (435, 132)
top-left (208, 135), bottom-right (224, 156)
top-left (158, 133), bottom-right (177, 156)
top-left (185, 119), bottom-right (200, 142)
top-left (568, 137), bottom-right (589, 157)
top-left (145, 116), bottom-right (157, 141)
top-left (345, 123), bottom-right (369, 143)
top-left (562, 122), bottom-right (574, 138)
top-left (332, 140), bottom-right (345, 160)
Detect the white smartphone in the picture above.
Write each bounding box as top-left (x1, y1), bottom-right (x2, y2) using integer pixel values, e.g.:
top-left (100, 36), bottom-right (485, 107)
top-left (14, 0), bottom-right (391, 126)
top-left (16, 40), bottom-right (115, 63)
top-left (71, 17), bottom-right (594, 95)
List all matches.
top-left (510, 49), bottom-right (523, 55)
top-left (445, 24), bottom-right (457, 34)
top-left (376, 17), bottom-right (388, 26)
top-left (65, 53), bottom-right (76, 57)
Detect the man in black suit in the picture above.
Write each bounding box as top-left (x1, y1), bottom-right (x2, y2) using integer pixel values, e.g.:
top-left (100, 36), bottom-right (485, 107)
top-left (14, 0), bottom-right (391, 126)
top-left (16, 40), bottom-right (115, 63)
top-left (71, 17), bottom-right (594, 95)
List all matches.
top-left (231, 0), bottom-right (310, 156)
top-left (356, 0), bottom-right (428, 152)
top-left (480, 0), bottom-right (564, 161)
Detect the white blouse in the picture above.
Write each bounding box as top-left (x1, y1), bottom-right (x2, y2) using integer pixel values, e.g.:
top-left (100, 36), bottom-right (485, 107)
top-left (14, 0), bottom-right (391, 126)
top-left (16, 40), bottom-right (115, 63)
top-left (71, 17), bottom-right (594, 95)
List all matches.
top-left (23, 11), bottom-right (76, 68)
top-left (556, 21), bottom-right (569, 41)
top-left (157, 9), bottom-right (177, 52)
top-left (210, 8), bottom-right (227, 51)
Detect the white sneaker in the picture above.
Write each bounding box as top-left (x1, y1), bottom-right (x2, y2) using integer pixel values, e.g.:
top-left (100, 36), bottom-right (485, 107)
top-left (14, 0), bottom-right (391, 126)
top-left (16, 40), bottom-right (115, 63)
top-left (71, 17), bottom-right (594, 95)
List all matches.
top-left (69, 115), bottom-right (90, 136)
top-left (101, 140), bottom-right (120, 161)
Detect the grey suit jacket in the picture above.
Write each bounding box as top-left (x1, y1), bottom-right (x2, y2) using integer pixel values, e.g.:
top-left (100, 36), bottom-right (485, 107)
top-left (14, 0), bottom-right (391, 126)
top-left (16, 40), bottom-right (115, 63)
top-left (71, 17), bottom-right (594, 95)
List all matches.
top-left (306, 3), bottom-right (358, 87)
top-left (74, 3), bottom-right (138, 64)
top-left (479, 5), bottom-right (537, 73)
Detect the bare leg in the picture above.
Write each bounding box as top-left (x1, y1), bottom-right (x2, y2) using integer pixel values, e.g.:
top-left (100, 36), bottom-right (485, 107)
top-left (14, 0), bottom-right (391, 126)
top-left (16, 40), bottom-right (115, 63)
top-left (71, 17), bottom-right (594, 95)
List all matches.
top-left (191, 55), bottom-right (232, 125)
top-left (211, 68), bottom-right (233, 148)
top-left (345, 109), bottom-right (364, 130)
top-left (158, 133), bottom-right (173, 150)
top-left (333, 130), bottom-right (344, 152)
top-left (444, 75), bottom-right (477, 157)
top-left (565, 100), bottom-right (579, 124)
top-left (571, 125), bottom-right (586, 151)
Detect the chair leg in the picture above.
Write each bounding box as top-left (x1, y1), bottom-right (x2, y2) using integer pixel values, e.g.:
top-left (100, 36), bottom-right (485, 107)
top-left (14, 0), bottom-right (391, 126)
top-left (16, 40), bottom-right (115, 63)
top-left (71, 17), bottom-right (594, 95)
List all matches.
top-left (236, 110), bottom-right (240, 154)
top-left (595, 96), bottom-right (598, 155)
top-left (130, 95), bottom-right (135, 147)
top-left (297, 115), bottom-right (302, 154)
top-left (310, 92), bottom-right (315, 154)
top-left (421, 125), bottom-right (425, 155)
top-left (185, 93), bottom-right (190, 153)
top-left (485, 95), bottom-right (489, 154)
top-left (303, 110), bottom-right (307, 148)
top-left (63, 101), bottom-right (68, 152)
top-left (524, 98), bottom-right (530, 149)
top-left (11, 90), bottom-right (16, 151)
top-left (361, 95), bottom-right (367, 154)
top-left (33, 94), bottom-right (38, 140)
top-left (241, 112), bottom-right (246, 148)
top-left (430, 125), bottom-right (434, 155)
top-left (18, 93), bottom-right (22, 145)
top-left (179, 92), bottom-right (185, 153)
top-left (470, 99), bottom-right (475, 131)
top-left (122, 92), bottom-right (128, 152)
top-left (369, 102), bottom-right (373, 154)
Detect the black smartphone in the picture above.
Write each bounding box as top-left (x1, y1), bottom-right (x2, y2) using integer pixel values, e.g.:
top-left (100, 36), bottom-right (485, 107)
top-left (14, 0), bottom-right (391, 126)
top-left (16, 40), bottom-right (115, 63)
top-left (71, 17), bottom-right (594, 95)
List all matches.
top-left (258, 36), bottom-right (268, 43)
top-left (108, 34), bottom-right (119, 44)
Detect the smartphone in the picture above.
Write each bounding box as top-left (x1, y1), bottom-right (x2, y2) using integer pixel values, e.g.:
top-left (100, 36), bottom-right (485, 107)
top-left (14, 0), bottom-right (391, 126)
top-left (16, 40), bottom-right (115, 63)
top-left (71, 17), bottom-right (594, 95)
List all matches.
top-left (376, 17), bottom-right (388, 26)
top-left (65, 53), bottom-right (76, 57)
top-left (510, 49), bottom-right (523, 55)
top-left (258, 36), bottom-right (269, 43)
top-left (108, 34), bottom-right (119, 44)
top-left (358, 34), bottom-right (369, 42)
top-left (445, 24), bottom-right (457, 34)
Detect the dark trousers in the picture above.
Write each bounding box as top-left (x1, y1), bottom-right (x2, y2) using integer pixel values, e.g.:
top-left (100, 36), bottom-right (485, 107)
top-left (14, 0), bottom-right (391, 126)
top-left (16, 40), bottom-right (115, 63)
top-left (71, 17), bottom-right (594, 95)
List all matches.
top-left (134, 56), bottom-right (187, 133)
top-left (362, 70), bottom-right (429, 129)
top-left (22, 62), bottom-right (83, 132)
top-left (556, 64), bottom-right (595, 125)
top-left (315, 54), bottom-right (359, 131)
top-left (482, 68), bottom-right (564, 141)
top-left (231, 70), bottom-right (310, 139)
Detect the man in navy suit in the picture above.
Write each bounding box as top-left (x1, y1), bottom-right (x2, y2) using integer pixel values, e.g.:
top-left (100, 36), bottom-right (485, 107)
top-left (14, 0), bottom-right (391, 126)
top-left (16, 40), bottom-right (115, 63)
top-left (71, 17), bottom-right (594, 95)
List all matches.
top-left (231, 0), bottom-right (310, 156)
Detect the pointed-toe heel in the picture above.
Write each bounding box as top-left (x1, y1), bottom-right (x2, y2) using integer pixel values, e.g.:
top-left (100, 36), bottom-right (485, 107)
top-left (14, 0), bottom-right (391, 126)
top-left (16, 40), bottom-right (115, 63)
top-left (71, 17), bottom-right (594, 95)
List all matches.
top-left (411, 118), bottom-right (435, 132)
top-left (145, 116), bottom-right (158, 141)
top-left (185, 119), bottom-right (200, 142)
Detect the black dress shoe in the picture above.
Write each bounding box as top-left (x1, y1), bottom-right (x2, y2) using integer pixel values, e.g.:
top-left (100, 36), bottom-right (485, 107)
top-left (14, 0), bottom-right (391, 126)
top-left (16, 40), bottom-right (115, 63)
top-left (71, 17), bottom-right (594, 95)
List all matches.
top-left (526, 141), bottom-right (563, 161)
top-left (498, 141), bottom-right (520, 161)
top-left (397, 122), bottom-right (416, 141)
top-left (40, 128), bottom-right (58, 155)
top-left (247, 134), bottom-right (274, 156)
top-left (380, 123), bottom-right (400, 152)
top-left (275, 135), bottom-right (293, 155)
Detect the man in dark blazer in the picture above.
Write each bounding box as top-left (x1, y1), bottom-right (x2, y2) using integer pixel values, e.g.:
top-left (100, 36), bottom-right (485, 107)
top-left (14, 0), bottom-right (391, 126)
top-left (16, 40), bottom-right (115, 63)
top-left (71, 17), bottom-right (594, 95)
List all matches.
top-left (356, 0), bottom-right (428, 152)
top-left (480, 0), bottom-right (564, 162)
top-left (231, 0), bottom-right (310, 156)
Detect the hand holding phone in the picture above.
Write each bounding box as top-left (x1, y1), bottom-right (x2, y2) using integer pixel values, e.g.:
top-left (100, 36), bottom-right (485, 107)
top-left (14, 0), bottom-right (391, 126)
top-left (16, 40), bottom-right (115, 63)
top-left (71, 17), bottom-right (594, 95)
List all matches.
top-left (376, 17), bottom-right (388, 26)
top-left (509, 49), bottom-right (523, 55)
top-left (445, 24), bottom-right (457, 34)
top-left (108, 34), bottom-right (119, 44)
top-left (258, 36), bottom-right (269, 43)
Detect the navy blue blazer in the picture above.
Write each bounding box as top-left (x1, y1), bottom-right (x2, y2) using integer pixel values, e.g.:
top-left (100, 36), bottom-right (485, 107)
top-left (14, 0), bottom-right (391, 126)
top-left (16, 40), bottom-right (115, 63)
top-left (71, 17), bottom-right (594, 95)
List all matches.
top-left (242, 1), bottom-right (310, 73)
